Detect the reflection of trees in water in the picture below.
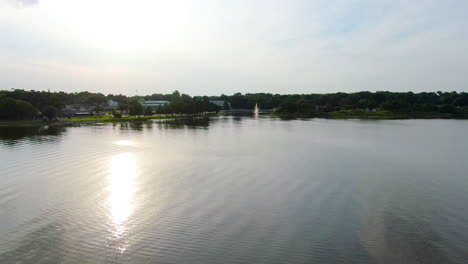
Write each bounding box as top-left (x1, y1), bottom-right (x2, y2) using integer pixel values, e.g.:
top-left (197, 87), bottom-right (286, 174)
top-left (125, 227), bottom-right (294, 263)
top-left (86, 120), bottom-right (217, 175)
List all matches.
top-left (0, 222), bottom-right (66, 263)
top-left (156, 117), bottom-right (211, 128)
top-left (361, 206), bottom-right (450, 264)
top-left (0, 126), bottom-right (67, 145)
top-left (118, 121), bottom-right (148, 131)
top-left (381, 210), bottom-right (450, 263)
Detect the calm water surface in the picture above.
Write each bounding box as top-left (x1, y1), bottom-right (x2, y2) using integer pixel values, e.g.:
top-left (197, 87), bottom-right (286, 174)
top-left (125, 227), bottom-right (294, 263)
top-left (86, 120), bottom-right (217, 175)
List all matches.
top-left (0, 117), bottom-right (467, 263)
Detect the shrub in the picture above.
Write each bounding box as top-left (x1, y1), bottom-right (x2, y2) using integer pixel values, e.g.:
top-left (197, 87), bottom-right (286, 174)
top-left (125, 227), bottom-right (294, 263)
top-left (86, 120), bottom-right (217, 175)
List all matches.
top-left (113, 111), bottom-right (122, 118)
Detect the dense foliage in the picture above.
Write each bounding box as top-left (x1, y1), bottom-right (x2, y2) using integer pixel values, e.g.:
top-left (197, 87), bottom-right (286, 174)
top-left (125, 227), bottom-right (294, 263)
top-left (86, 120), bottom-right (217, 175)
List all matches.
top-left (1, 89), bottom-right (467, 119)
top-left (215, 91), bottom-right (468, 111)
top-left (0, 95), bottom-right (39, 119)
top-left (268, 91), bottom-right (468, 117)
top-left (42, 106), bottom-right (58, 120)
top-left (155, 91), bottom-right (219, 115)
top-left (128, 100), bottom-right (144, 116)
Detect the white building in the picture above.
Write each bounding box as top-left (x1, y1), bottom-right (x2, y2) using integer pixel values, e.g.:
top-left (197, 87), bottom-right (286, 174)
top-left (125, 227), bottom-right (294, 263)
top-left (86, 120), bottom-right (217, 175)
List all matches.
top-left (107, 99), bottom-right (119, 108)
top-left (139, 99), bottom-right (170, 110)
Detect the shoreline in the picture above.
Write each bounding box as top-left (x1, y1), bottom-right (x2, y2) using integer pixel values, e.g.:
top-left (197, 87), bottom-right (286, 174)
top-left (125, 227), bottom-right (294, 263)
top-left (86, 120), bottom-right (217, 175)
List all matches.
top-left (0, 114), bottom-right (214, 127)
top-left (1, 112), bottom-right (466, 127)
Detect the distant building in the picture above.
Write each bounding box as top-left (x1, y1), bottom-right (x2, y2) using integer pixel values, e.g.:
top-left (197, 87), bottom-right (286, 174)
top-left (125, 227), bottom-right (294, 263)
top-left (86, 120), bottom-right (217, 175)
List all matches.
top-left (75, 111), bottom-right (94, 116)
top-left (60, 108), bottom-right (76, 117)
top-left (60, 108), bottom-right (94, 117)
top-left (210, 100), bottom-right (231, 109)
top-left (107, 99), bottom-right (119, 108)
top-left (139, 99), bottom-right (170, 110)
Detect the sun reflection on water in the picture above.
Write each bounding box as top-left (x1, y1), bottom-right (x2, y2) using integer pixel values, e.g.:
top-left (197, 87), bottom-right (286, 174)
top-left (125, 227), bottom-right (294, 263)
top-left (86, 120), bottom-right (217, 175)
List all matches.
top-left (114, 140), bottom-right (136, 147)
top-left (107, 152), bottom-right (137, 252)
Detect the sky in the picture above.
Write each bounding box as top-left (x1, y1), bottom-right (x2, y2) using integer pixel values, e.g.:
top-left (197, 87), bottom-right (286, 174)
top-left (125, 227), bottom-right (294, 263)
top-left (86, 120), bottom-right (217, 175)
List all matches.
top-left (0, 0), bottom-right (467, 96)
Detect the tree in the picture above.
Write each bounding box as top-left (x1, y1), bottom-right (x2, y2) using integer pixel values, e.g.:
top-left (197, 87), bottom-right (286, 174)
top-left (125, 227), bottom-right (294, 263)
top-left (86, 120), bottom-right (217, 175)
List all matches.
top-left (111, 109), bottom-right (122, 118)
top-left (0, 97), bottom-right (17, 119)
top-left (86, 94), bottom-right (107, 106)
top-left (118, 100), bottom-right (130, 113)
top-left (129, 101), bottom-right (144, 116)
top-left (50, 94), bottom-right (65, 109)
top-left (144, 107), bottom-right (153, 116)
top-left (42, 105), bottom-right (58, 120)
top-left (93, 105), bottom-right (105, 115)
top-left (275, 101), bottom-right (298, 114)
top-left (223, 100), bottom-right (231, 110)
top-left (15, 100), bottom-right (38, 119)
top-left (171, 90), bottom-right (181, 102)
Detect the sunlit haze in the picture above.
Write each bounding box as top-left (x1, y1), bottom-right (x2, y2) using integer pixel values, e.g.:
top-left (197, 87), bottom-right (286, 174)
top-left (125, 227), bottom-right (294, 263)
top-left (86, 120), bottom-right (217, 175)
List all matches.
top-left (1, 0), bottom-right (467, 95)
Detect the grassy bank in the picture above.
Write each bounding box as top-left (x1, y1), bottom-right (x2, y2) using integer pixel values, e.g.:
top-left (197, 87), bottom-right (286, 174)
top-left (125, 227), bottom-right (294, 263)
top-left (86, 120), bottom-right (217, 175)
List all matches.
top-left (0, 114), bottom-right (212, 127)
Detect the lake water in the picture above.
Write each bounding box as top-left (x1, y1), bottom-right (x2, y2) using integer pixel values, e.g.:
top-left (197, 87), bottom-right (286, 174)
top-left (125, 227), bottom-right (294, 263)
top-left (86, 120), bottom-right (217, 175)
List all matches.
top-left (0, 117), bottom-right (467, 264)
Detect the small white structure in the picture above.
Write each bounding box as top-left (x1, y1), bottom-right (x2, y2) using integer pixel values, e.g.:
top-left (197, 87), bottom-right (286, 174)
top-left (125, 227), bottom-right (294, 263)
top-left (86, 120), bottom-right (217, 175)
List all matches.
top-left (107, 99), bottom-right (119, 108)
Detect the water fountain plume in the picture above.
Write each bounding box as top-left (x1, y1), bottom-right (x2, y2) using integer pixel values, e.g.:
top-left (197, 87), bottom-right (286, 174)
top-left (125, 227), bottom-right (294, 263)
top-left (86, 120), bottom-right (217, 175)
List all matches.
top-left (254, 103), bottom-right (259, 118)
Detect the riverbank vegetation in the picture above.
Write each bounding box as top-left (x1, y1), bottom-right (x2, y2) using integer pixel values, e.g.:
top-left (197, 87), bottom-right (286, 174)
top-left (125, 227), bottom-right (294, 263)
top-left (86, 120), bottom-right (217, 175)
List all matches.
top-left (271, 92), bottom-right (468, 118)
top-left (1, 89), bottom-right (467, 124)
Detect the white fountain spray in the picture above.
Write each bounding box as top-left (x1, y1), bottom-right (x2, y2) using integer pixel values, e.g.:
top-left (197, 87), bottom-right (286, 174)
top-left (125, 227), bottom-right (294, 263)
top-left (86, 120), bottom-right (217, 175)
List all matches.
top-left (254, 103), bottom-right (259, 118)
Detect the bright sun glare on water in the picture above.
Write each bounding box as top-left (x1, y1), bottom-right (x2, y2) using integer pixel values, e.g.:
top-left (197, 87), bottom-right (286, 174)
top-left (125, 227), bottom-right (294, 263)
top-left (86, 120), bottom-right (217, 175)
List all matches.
top-left (114, 140), bottom-right (135, 147)
top-left (108, 152), bottom-right (137, 248)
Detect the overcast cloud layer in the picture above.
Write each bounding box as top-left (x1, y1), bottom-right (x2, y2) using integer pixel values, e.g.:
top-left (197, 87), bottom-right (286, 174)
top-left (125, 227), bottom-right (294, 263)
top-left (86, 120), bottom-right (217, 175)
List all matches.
top-left (0, 0), bottom-right (467, 95)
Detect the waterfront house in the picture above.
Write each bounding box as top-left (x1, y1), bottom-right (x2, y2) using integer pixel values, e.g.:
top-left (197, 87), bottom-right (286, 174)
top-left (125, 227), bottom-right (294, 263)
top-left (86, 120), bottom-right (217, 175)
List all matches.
top-left (60, 108), bottom-right (94, 117)
top-left (60, 108), bottom-right (76, 117)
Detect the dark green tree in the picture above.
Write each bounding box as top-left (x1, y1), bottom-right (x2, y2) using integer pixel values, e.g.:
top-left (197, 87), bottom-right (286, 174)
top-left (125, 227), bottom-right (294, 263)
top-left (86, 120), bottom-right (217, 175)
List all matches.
top-left (15, 100), bottom-right (38, 119)
top-left (129, 101), bottom-right (144, 116)
top-left (144, 107), bottom-right (153, 116)
top-left (0, 97), bottom-right (17, 119)
top-left (42, 105), bottom-right (58, 120)
top-left (93, 105), bottom-right (105, 115)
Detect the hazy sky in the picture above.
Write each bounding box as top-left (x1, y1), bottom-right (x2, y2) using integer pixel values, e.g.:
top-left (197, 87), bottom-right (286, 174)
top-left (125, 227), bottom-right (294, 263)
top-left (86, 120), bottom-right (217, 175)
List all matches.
top-left (1, 0), bottom-right (467, 95)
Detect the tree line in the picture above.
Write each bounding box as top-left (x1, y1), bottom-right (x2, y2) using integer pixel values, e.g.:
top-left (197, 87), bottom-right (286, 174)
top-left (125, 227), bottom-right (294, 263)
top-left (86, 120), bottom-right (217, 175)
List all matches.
top-left (1, 89), bottom-right (467, 119)
top-left (218, 91), bottom-right (467, 111)
top-left (268, 91), bottom-right (468, 117)
top-left (115, 91), bottom-right (219, 116)
top-left (0, 89), bottom-right (220, 119)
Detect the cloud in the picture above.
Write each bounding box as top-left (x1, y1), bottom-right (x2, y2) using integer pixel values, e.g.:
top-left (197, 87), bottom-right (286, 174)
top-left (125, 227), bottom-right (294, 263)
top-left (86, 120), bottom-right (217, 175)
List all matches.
top-left (9, 0), bottom-right (39, 7)
top-left (1, 0), bottom-right (467, 94)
